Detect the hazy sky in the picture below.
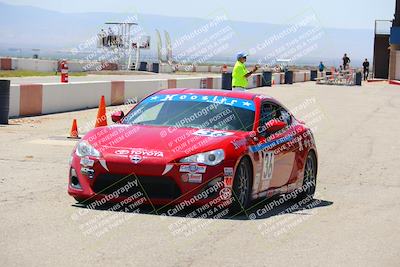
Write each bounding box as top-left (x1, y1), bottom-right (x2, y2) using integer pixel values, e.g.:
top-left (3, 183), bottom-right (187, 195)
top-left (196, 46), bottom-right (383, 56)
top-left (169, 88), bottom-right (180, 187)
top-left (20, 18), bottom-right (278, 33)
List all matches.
top-left (0, 0), bottom-right (396, 29)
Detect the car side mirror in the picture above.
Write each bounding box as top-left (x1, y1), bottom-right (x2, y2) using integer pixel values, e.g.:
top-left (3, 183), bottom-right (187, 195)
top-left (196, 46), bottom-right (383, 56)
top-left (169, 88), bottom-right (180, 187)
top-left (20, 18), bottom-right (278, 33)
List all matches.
top-left (264, 119), bottom-right (286, 134)
top-left (111, 111), bottom-right (124, 123)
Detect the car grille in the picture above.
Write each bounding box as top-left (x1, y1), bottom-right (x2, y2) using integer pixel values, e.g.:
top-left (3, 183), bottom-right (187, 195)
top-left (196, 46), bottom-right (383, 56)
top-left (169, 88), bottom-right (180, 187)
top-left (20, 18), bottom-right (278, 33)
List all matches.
top-left (93, 174), bottom-right (181, 199)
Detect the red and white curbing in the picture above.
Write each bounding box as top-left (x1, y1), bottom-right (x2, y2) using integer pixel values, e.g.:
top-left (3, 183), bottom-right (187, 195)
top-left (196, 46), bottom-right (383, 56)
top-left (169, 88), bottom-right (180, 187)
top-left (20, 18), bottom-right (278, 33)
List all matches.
top-left (389, 80), bottom-right (400, 85)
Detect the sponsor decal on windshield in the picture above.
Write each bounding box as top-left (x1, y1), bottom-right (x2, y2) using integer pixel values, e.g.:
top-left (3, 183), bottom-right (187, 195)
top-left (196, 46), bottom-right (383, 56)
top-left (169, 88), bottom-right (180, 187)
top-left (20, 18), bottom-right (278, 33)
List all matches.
top-left (192, 129), bottom-right (234, 137)
top-left (142, 94), bottom-right (255, 111)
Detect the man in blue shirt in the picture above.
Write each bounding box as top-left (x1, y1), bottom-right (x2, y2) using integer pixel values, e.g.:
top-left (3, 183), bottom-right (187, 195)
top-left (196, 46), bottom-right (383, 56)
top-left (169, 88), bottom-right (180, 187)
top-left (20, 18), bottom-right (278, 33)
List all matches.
top-left (318, 61), bottom-right (325, 73)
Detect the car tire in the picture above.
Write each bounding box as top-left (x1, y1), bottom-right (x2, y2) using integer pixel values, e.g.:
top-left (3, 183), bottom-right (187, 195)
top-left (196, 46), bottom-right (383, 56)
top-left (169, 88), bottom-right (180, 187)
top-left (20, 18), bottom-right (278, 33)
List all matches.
top-left (297, 151), bottom-right (317, 200)
top-left (231, 158), bottom-right (252, 212)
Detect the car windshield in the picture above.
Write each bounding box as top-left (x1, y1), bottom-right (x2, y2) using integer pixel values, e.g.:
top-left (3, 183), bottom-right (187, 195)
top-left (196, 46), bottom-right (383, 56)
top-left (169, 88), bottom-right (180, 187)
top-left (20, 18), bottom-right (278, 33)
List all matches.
top-left (122, 94), bottom-right (255, 131)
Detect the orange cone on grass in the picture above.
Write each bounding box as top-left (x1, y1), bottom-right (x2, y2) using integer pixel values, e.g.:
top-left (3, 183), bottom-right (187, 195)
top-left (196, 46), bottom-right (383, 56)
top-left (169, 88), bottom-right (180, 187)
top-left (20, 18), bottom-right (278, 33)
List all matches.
top-left (95, 95), bottom-right (107, 128)
top-left (68, 119), bottom-right (80, 139)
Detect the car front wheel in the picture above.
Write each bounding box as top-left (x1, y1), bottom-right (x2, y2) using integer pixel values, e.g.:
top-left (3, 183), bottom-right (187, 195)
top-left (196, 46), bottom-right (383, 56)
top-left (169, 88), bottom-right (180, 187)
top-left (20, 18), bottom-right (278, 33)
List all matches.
top-left (231, 158), bottom-right (252, 211)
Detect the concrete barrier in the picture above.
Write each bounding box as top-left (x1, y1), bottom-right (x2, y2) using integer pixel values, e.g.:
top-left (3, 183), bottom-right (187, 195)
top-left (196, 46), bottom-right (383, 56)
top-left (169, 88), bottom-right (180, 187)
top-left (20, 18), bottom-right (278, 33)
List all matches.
top-left (281, 73), bottom-right (285, 84)
top-left (210, 66), bottom-right (222, 73)
top-left (159, 63), bottom-right (173, 73)
top-left (293, 72), bottom-right (304, 83)
top-left (273, 73), bottom-right (281, 85)
top-left (9, 85), bottom-right (20, 117)
top-left (7, 76), bottom-right (219, 117)
top-left (0, 58), bottom-right (12, 70)
top-left (246, 73), bottom-right (262, 89)
top-left (42, 82), bottom-right (112, 114)
top-left (175, 77), bottom-right (201, 88)
top-left (3, 58), bottom-right (317, 79)
top-left (7, 70), bottom-right (318, 118)
top-left (13, 58), bottom-right (58, 72)
top-left (212, 77), bottom-right (222, 89)
top-left (68, 61), bottom-right (91, 72)
top-left (175, 65), bottom-right (192, 72)
top-left (195, 65), bottom-right (209, 72)
top-left (2, 57), bottom-right (112, 73)
top-left (305, 72), bottom-right (311, 81)
top-left (125, 79), bottom-right (168, 102)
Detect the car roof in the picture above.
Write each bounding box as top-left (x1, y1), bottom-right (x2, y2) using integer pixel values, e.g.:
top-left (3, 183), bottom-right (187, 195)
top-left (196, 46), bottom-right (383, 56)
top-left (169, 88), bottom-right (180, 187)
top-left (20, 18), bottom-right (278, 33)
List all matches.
top-left (155, 88), bottom-right (274, 101)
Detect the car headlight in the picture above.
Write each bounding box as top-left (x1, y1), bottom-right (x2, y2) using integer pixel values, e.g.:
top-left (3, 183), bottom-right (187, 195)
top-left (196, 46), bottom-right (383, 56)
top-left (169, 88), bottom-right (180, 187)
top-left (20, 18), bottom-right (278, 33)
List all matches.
top-left (180, 149), bottom-right (225, 166)
top-left (75, 140), bottom-right (101, 158)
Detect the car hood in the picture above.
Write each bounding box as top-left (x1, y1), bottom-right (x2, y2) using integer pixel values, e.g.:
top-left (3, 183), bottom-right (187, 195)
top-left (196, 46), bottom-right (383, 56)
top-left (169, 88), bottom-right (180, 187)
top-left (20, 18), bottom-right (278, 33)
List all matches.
top-left (84, 124), bottom-right (247, 162)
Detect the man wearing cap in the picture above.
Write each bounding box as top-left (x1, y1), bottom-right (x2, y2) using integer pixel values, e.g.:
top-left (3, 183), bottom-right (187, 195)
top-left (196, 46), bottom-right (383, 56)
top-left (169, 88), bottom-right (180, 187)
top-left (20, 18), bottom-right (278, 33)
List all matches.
top-left (232, 52), bottom-right (258, 91)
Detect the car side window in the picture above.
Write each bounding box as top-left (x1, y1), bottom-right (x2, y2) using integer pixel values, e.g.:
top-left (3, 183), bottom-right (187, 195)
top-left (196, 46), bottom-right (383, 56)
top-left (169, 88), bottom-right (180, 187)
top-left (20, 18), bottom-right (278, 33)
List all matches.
top-left (260, 102), bottom-right (278, 127)
top-left (260, 102), bottom-right (292, 128)
top-left (280, 109), bottom-right (292, 126)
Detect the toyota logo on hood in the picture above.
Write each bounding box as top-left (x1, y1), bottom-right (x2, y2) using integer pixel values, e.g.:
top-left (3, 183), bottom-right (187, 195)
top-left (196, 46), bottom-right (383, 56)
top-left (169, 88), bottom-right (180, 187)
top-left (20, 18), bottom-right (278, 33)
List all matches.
top-left (130, 155), bottom-right (142, 164)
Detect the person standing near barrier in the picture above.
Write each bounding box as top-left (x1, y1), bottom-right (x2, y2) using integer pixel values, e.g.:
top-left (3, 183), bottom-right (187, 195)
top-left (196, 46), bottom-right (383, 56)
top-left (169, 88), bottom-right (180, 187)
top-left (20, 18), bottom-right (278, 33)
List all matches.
top-left (363, 58), bottom-right (370, 81)
top-left (107, 27), bottom-right (114, 46)
top-left (100, 29), bottom-right (107, 47)
top-left (221, 64), bottom-right (228, 73)
top-left (342, 53), bottom-right (351, 70)
top-left (318, 61), bottom-right (325, 73)
top-left (232, 52), bottom-right (258, 91)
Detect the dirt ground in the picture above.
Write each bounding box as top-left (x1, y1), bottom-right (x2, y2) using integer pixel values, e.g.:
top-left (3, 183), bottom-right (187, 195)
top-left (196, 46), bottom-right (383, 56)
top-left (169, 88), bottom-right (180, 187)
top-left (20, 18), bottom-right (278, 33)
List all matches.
top-left (0, 81), bottom-right (399, 266)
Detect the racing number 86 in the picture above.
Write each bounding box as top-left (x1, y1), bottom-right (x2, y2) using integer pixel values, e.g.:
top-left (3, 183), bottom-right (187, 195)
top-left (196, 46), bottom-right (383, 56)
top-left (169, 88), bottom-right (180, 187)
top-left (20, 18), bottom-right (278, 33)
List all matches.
top-left (261, 151), bottom-right (274, 181)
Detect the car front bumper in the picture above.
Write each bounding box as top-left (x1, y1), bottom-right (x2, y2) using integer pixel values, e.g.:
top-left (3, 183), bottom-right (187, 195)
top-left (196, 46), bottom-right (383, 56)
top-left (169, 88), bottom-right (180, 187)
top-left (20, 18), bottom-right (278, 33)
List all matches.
top-left (67, 155), bottom-right (236, 207)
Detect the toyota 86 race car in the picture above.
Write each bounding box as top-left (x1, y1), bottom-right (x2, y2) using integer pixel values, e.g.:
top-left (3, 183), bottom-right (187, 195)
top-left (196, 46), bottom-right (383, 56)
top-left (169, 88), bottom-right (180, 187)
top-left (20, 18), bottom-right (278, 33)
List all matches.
top-left (68, 88), bottom-right (318, 212)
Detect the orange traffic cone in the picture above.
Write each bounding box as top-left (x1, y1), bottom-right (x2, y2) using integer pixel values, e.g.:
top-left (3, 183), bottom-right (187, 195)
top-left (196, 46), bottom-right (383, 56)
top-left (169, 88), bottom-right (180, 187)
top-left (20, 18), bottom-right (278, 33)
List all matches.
top-left (95, 95), bottom-right (107, 128)
top-left (68, 119), bottom-right (80, 139)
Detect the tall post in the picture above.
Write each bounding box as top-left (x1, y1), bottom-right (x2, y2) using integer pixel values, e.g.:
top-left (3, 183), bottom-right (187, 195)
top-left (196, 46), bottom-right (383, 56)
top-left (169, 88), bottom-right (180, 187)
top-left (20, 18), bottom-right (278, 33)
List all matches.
top-left (136, 46), bottom-right (140, 71)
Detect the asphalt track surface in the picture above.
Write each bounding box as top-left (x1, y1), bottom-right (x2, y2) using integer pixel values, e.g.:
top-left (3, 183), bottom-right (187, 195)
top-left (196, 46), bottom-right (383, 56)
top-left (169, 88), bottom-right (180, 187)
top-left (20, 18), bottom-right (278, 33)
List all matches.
top-left (0, 81), bottom-right (399, 266)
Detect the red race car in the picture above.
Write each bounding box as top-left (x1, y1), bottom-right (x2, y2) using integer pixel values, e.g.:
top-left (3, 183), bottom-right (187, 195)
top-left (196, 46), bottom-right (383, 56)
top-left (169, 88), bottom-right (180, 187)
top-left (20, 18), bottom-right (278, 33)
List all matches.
top-left (68, 89), bottom-right (317, 211)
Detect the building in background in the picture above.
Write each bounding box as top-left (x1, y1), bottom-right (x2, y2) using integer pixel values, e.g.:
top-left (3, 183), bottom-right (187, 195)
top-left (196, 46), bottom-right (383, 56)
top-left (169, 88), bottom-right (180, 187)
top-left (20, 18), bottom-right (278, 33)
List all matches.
top-left (373, 20), bottom-right (391, 79)
top-left (389, 0), bottom-right (400, 80)
top-left (373, 0), bottom-right (400, 80)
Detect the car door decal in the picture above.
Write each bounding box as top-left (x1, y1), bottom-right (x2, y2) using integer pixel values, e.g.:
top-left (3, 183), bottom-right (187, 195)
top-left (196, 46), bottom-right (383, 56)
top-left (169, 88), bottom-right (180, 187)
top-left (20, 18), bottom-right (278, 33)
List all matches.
top-left (249, 135), bottom-right (293, 153)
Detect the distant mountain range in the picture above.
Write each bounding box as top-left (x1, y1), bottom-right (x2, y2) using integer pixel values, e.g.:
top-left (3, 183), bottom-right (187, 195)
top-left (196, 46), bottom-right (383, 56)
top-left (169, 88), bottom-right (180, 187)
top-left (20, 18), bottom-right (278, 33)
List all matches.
top-left (0, 2), bottom-right (374, 66)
